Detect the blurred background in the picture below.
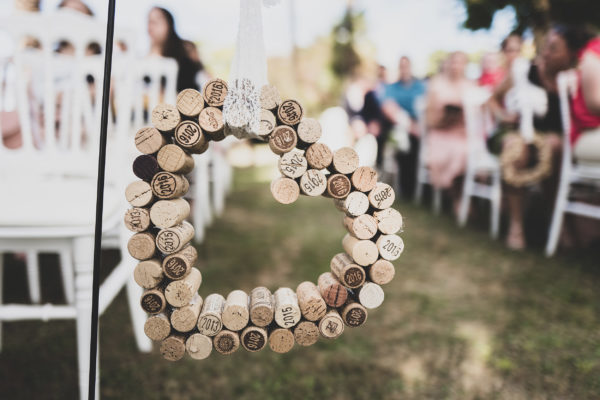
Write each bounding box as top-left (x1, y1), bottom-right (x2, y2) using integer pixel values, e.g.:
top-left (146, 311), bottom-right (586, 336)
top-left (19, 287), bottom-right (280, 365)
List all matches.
top-left (0, 0), bottom-right (599, 399)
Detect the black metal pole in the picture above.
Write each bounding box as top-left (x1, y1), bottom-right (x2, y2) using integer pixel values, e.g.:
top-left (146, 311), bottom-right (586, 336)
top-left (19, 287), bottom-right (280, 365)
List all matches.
top-left (89, 0), bottom-right (116, 398)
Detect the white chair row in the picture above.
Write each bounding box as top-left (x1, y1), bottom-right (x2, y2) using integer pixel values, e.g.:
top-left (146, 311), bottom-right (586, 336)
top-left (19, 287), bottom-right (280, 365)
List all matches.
top-left (0, 10), bottom-right (232, 400)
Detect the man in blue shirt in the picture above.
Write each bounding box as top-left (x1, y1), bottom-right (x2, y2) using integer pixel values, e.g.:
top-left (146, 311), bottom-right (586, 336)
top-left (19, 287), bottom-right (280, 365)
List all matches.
top-left (380, 56), bottom-right (427, 198)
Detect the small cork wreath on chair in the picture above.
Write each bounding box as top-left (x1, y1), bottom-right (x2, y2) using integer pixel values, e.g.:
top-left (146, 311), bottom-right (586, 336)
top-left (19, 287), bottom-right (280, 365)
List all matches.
top-left (500, 132), bottom-right (553, 188)
top-left (124, 79), bottom-right (404, 361)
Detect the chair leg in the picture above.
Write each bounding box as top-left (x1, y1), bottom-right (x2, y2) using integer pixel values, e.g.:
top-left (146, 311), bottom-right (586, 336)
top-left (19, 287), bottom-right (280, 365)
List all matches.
top-left (73, 235), bottom-right (94, 400)
top-left (545, 176), bottom-right (570, 256)
top-left (192, 179), bottom-right (205, 243)
top-left (0, 254), bottom-right (3, 353)
top-left (59, 249), bottom-right (75, 304)
top-left (414, 176), bottom-right (423, 204)
top-left (490, 173), bottom-right (501, 239)
top-left (126, 273), bottom-right (152, 352)
top-left (433, 189), bottom-right (442, 215)
top-left (458, 173), bottom-right (474, 227)
top-left (25, 250), bottom-right (41, 304)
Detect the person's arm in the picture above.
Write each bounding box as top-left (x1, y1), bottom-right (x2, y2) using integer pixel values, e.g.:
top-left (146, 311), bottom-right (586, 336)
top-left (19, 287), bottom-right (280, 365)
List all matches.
top-left (580, 52), bottom-right (600, 115)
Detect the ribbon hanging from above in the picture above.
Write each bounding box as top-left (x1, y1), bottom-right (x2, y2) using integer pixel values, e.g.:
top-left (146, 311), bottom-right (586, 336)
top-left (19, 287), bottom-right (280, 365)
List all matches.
top-left (223, 0), bottom-right (281, 140)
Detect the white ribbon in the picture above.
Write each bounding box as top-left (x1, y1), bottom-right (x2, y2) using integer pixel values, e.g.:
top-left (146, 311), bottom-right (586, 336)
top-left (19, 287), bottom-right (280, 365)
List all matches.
top-left (223, 0), bottom-right (281, 139)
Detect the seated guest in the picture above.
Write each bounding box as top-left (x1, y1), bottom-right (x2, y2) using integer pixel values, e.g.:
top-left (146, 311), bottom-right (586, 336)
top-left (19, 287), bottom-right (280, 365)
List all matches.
top-left (148, 7), bottom-right (204, 91)
top-left (380, 56), bottom-right (426, 197)
top-left (424, 51), bottom-right (475, 212)
top-left (560, 25), bottom-right (600, 165)
top-left (498, 27), bottom-right (588, 249)
top-left (478, 52), bottom-right (504, 89)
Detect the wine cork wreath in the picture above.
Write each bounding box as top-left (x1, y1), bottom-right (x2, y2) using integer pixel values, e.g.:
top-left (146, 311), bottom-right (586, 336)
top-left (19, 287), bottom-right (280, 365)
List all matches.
top-left (125, 79), bottom-right (405, 361)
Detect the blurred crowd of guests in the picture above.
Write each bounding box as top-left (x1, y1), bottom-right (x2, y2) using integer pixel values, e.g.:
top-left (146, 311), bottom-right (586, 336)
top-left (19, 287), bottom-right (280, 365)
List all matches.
top-left (3, 1), bottom-right (209, 148)
top-left (345, 25), bottom-right (600, 251)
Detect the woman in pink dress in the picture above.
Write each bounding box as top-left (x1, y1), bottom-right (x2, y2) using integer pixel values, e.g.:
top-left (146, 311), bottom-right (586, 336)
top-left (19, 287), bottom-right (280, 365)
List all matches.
top-left (425, 52), bottom-right (475, 212)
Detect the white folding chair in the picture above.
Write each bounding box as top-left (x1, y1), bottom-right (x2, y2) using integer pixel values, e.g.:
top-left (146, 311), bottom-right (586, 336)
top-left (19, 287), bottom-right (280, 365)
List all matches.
top-left (545, 71), bottom-right (600, 256)
top-left (458, 87), bottom-right (501, 238)
top-left (0, 10), bottom-right (149, 400)
top-left (414, 96), bottom-right (442, 214)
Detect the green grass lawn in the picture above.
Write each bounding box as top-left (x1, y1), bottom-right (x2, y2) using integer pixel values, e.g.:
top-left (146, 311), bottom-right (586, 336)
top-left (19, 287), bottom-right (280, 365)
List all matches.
top-left (1, 165), bottom-right (599, 400)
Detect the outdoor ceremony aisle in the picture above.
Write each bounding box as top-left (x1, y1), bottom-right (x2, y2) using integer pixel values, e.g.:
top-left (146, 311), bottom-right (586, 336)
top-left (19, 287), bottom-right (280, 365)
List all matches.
top-left (1, 165), bottom-right (599, 400)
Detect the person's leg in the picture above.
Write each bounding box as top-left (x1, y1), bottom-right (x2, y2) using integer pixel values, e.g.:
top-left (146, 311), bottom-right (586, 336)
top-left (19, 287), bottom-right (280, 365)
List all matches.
top-left (506, 188), bottom-right (526, 250)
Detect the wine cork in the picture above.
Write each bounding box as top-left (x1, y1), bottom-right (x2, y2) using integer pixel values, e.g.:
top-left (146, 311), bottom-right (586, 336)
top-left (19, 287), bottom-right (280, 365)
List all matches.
top-left (140, 287), bottom-right (166, 314)
top-left (156, 221), bottom-right (195, 255)
top-left (126, 180), bottom-right (154, 207)
top-left (373, 208), bottom-right (403, 235)
top-left (333, 191), bottom-right (369, 217)
top-left (330, 253), bottom-right (366, 289)
top-left (144, 313), bottom-right (171, 341)
top-left (343, 214), bottom-right (378, 240)
top-left (132, 155), bottom-right (160, 182)
top-left (260, 84), bottom-right (281, 110)
top-left (186, 333), bottom-right (213, 360)
top-left (269, 328), bottom-right (295, 354)
top-left (133, 258), bottom-right (163, 289)
top-left (273, 287), bottom-right (301, 328)
top-left (199, 107), bottom-right (225, 140)
top-left (297, 118), bottom-right (322, 144)
top-left (342, 233), bottom-right (379, 266)
top-left (317, 272), bottom-right (348, 308)
top-left (269, 126), bottom-right (297, 155)
top-left (151, 172), bottom-right (189, 200)
top-left (164, 267), bottom-right (202, 307)
top-left (150, 198), bottom-right (190, 229)
top-left (162, 245), bottom-right (197, 280)
top-left (157, 144), bottom-right (195, 174)
top-left (203, 78), bottom-right (228, 107)
top-left (299, 169), bottom-right (327, 196)
top-left (250, 286), bottom-right (274, 327)
top-left (222, 290), bottom-right (250, 331)
top-left (241, 326), bottom-right (268, 352)
top-left (127, 232), bottom-right (156, 260)
top-left (305, 143), bottom-right (332, 170)
top-left (176, 88), bottom-right (204, 117)
top-left (124, 207), bottom-right (151, 232)
top-left (171, 294), bottom-right (203, 332)
top-left (197, 293), bottom-right (225, 336)
top-left (174, 120), bottom-right (209, 154)
top-left (270, 177), bottom-right (300, 205)
top-left (330, 147), bottom-right (359, 175)
top-left (326, 174), bottom-right (351, 199)
top-left (278, 151), bottom-right (307, 179)
top-left (351, 166), bottom-right (378, 192)
top-left (376, 234), bottom-right (404, 261)
top-left (151, 103), bottom-right (180, 132)
top-left (318, 309), bottom-right (344, 339)
top-left (357, 282), bottom-right (384, 309)
top-left (277, 99), bottom-right (303, 126)
top-left (213, 330), bottom-right (240, 355)
top-left (259, 109), bottom-right (276, 138)
top-left (296, 282), bottom-right (327, 321)
top-left (368, 183), bottom-right (395, 209)
top-left (368, 259), bottom-right (395, 285)
top-left (135, 127), bottom-right (167, 155)
top-left (341, 301), bottom-right (368, 328)
top-left (160, 334), bottom-right (186, 361)
top-left (293, 321), bottom-right (320, 346)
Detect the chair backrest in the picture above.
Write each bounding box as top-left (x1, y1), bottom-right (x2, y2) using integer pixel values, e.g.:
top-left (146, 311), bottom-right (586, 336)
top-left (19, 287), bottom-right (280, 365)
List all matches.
top-left (131, 56), bottom-right (178, 131)
top-left (318, 106), bottom-right (351, 151)
top-left (462, 86), bottom-right (492, 163)
top-left (556, 70), bottom-right (577, 170)
top-left (0, 10), bottom-right (135, 180)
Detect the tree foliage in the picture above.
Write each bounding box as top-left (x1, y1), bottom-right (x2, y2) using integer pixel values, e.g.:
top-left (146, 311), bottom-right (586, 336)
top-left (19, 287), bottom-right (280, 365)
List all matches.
top-left (330, 7), bottom-right (363, 79)
top-left (461, 0), bottom-right (600, 32)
